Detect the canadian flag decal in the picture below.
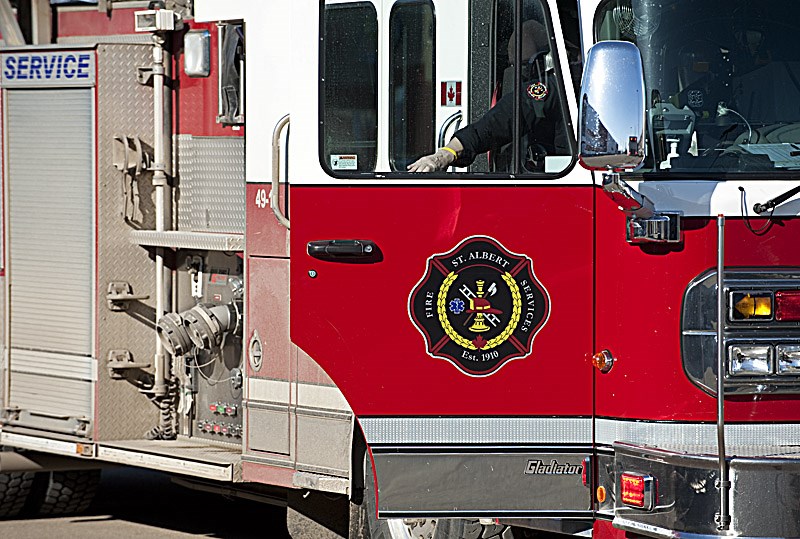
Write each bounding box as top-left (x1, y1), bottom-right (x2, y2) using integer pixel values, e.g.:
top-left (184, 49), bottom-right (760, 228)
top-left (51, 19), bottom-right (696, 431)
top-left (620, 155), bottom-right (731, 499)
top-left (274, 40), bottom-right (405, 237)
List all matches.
top-left (441, 81), bottom-right (462, 107)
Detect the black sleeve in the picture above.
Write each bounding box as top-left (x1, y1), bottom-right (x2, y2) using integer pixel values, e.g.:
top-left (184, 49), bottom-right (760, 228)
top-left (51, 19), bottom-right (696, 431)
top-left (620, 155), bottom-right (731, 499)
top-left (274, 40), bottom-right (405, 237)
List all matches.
top-left (450, 94), bottom-right (515, 168)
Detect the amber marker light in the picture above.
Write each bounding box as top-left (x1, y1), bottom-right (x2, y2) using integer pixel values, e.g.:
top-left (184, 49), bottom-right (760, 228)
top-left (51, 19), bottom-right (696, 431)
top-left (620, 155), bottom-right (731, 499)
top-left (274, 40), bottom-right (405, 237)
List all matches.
top-left (776, 290), bottom-right (800, 321)
top-left (592, 350), bottom-right (615, 373)
top-left (596, 486), bottom-right (607, 503)
top-left (730, 291), bottom-right (773, 321)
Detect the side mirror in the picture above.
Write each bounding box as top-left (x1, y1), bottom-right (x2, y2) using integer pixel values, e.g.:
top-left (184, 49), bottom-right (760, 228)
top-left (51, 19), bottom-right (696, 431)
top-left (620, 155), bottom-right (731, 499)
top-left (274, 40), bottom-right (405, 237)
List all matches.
top-left (578, 41), bottom-right (646, 171)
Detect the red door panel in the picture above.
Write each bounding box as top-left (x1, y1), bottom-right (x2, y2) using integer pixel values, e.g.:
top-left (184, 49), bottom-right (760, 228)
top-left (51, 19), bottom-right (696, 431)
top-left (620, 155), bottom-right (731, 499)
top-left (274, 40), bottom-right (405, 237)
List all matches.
top-left (290, 185), bottom-right (593, 417)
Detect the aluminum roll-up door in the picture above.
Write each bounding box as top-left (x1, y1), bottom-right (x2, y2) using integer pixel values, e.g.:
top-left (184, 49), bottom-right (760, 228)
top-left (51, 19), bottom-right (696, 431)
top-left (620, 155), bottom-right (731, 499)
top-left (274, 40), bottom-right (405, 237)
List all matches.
top-left (6, 88), bottom-right (94, 432)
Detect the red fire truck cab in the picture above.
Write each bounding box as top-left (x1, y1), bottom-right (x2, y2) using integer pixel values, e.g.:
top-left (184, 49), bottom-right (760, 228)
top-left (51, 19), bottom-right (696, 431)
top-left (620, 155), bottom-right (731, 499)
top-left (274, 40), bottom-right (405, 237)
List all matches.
top-left (1, 1), bottom-right (800, 538)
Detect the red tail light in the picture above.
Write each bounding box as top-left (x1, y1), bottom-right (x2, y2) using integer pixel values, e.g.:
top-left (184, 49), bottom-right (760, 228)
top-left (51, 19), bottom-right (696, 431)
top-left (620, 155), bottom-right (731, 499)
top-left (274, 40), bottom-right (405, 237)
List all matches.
top-left (620, 472), bottom-right (655, 510)
top-left (776, 291), bottom-right (800, 321)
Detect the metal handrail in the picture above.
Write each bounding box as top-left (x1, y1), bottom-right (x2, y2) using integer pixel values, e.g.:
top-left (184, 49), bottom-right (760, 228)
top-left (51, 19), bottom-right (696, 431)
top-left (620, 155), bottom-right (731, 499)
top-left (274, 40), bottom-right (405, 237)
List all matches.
top-left (271, 114), bottom-right (291, 229)
top-left (437, 110), bottom-right (463, 148)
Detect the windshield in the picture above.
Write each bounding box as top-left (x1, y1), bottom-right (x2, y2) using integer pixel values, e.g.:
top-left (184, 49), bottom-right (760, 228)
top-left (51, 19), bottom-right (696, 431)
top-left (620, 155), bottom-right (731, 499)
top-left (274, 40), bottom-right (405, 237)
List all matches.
top-left (596, 0), bottom-right (800, 174)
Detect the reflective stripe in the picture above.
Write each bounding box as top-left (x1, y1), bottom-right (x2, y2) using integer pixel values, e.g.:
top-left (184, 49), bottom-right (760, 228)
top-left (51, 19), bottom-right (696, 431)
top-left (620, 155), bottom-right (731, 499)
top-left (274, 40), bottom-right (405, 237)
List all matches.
top-left (596, 418), bottom-right (800, 447)
top-left (360, 416), bottom-right (592, 445)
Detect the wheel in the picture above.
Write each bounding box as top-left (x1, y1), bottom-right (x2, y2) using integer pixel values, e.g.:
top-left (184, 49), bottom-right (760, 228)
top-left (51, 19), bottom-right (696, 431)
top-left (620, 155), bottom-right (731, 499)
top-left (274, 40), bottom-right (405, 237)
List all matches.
top-left (0, 471), bottom-right (35, 518)
top-left (32, 469), bottom-right (101, 516)
top-left (352, 458), bottom-right (513, 539)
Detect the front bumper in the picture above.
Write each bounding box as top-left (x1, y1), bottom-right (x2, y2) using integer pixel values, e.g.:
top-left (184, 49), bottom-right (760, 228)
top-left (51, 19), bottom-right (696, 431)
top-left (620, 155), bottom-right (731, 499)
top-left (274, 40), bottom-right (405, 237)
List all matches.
top-left (603, 442), bottom-right (800, 538)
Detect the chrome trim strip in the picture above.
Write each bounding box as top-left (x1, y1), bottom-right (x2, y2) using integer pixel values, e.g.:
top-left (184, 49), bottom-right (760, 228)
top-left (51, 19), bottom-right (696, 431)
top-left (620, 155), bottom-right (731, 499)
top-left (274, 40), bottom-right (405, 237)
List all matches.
top-left (0, 432), bottom-right (84, 457)
top-left (596, 418), bottom-right (800, 448)
top-left (96, 446), bottom-right (233, 482)
top-left (360, 417), bottom-right (592, 445)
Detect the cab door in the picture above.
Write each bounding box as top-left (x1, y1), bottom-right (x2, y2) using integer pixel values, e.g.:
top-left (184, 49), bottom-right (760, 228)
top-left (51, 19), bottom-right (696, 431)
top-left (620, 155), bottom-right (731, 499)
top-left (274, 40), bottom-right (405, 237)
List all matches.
top-left (289, 0), bottom-right (594, 517)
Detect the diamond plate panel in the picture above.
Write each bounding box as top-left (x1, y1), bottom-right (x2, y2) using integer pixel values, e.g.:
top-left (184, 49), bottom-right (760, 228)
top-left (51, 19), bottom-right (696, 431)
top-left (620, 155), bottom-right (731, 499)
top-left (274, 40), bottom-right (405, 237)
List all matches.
top-left (176, 135), bottom-right (245, 234)
top-left (95, 44), bottom-right (160, 440)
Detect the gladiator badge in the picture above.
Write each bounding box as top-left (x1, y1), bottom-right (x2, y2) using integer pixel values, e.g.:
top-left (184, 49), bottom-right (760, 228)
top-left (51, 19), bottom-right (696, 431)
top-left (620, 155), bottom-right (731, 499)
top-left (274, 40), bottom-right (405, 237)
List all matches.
top-left (408, 236), bottom-right (550, 376)
top-left (527, 81), bottom-right (548, 101)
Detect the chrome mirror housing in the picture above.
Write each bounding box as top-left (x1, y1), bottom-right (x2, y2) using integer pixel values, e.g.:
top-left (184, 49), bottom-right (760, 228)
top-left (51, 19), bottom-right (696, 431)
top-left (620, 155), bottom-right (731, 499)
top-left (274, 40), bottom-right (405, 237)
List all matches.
top-left (578, 41), bottom-right (646, 172)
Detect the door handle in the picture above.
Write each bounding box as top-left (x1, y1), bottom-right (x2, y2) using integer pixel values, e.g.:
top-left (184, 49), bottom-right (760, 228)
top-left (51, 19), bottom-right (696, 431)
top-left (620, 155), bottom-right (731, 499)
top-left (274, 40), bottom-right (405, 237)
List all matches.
top-left (307, 240), bottom-right (381, 262)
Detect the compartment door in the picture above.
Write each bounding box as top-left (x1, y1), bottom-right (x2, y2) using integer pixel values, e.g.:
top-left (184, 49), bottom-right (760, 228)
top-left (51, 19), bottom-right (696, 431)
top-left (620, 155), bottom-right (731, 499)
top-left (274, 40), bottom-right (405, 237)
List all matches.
top-left (5, 87), bottom-right (95, 436)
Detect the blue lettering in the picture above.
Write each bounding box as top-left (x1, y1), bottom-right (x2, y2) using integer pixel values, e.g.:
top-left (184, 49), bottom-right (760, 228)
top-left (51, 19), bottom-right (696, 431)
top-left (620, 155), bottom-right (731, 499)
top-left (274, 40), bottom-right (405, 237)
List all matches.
top-left (4, 56), bottom-right (16, 79)
top-left (29, 56), bottom-right (42, 79)
top-left (44, 55), bottom-right (57, 78)
top-left (77, 54), bottom-right (90, 79)
top-left (16, 56), bottom-right (28, 80)
top-left (63, 54), bottom-right (76, 78)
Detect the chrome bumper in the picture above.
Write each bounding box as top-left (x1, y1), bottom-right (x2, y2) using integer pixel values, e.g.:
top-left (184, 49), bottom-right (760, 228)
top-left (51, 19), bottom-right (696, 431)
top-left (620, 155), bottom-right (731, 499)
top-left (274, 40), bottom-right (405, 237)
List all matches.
top-left (605, 442), bottom-right (800, 538)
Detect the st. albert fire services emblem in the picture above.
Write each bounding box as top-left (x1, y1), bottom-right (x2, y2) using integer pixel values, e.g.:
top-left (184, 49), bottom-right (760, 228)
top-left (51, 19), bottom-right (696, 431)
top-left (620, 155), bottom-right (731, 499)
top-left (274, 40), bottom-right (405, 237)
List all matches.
top-left (408, 236), bottom-right (550, 376)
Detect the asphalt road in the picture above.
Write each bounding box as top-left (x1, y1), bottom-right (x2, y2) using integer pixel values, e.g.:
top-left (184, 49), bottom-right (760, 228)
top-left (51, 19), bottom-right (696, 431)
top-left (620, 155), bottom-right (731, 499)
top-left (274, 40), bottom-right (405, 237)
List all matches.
top-left (0, 467), bottom-right (291, 538)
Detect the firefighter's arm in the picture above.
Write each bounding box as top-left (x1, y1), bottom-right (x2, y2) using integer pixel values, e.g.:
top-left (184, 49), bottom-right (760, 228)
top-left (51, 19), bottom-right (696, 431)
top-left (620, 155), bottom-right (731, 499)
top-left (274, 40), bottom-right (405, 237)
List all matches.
top-left (407, 139), bottom-right (465, 172)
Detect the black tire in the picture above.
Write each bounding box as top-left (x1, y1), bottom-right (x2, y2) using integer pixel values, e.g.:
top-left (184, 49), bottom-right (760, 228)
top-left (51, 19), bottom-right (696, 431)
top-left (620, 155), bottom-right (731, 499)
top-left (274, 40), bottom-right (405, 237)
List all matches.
top-left (0, 471), bottom-right (35, 519)
top-left (33, 469), bottom-right (101, 516)
top-left (352, 458), bottom-right (513, 539)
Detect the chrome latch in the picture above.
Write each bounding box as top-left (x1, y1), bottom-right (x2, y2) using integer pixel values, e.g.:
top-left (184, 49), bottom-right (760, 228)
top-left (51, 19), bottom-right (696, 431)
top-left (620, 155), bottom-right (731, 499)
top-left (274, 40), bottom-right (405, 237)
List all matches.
top-left (627, 212), bottom-right (682, 244)
top-left (602, 172), bottom-right (682, 244)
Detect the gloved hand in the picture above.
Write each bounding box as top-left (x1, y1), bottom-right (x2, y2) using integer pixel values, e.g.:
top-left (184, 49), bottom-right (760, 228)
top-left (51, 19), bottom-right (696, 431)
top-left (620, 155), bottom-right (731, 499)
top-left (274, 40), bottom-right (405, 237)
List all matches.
top-left (407, 147), bottom-right (457, 172)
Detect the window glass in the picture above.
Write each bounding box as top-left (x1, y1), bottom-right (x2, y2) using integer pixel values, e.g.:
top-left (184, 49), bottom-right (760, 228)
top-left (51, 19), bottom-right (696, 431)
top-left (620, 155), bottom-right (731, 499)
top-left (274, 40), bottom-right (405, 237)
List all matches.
top-left (218, 23), bottom-right (244, 126)
top-left (463, 0), bottom-right (575, 174)
top-left (389, 0), bottom-right (435, 171)
top-left (596, 0), bottom-right (800, 175)
top-left (322, 2), bottom-right (379, 173)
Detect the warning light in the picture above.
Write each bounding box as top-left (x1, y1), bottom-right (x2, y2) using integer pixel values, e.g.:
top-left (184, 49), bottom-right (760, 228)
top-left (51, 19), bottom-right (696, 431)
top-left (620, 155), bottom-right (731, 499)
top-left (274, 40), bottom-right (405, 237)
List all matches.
top-left (730, 292), bottom-right (772, 321)
top-left (591, 350), bottom-right (615, 374)
top-left (776, 291), bottom-right (800, 321)
top-left (620, 472), bottom-right (655, 510)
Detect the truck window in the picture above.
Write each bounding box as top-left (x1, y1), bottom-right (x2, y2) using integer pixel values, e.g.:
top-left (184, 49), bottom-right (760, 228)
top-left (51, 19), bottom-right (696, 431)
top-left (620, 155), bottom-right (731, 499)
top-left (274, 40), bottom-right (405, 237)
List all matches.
top-left (322, 2), bottom-right (379, 173)
top-left (319, 0), bottom-right (575, 177)
top-left (218, 23), bottom-right (244, 126)
top-left (389, 0), bottom-right (435, 171)
top-left (595, 0), bottom-right (800, 175)
top-left (473, 0), bottom-right (575, 174)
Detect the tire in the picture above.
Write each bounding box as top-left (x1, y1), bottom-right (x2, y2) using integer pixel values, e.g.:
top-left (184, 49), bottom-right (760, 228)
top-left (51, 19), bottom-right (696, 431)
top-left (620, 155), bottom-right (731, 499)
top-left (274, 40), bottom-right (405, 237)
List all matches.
top-left (33, 469), bottom-right (101, 516)
top-left (352, 458), bottom-right (513, 539)
top-left (0, 471), bottom-right (35, 519)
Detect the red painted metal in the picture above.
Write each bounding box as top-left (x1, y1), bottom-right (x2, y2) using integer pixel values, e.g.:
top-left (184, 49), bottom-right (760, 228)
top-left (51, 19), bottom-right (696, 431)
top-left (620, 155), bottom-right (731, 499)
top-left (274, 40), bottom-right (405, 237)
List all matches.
top-left (289, 185), bottom-right (594, 417)
top-left (246, 183), bottom-right (288, 258)
top-left (595, 193), bottom-right (800, 423)
top-left (175, 21), bottom-right (244, 138)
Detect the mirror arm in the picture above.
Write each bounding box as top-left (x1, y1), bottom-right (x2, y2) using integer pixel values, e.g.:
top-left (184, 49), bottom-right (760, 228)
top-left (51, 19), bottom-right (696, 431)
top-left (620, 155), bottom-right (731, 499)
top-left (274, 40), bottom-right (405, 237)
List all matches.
top-left (602, 172), bottom-right (655, 219)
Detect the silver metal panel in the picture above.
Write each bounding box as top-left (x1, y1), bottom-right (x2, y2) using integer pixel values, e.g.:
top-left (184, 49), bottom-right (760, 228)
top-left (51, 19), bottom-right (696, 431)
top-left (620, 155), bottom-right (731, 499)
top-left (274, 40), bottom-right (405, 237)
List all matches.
top-left (7, 88), bottom-right (93, 356)
top-left (595, 418), bottom-right (800, 448)
top-left (94, 43), bottom-right (160, 441)
top-left (176, 135), bottom-right (244, 234)
top-left (373, 450), bottom-right (591, 517)
top-left (6, 88), bottom-right (94, 426)
top-left (359, 416), bottom-right (592, 445)
top-left (130, 230), bottom-right (244, 251)
top-left (10, 372), bottom-right (91, 418)
top-left (10, 349), bottom-right (93, 381)
top-left (57, 35), bottom-right (153, 45)
top-left (247, 404), bottom-right (291, 455)
top-left (295, 411), bottom-right (350, 476)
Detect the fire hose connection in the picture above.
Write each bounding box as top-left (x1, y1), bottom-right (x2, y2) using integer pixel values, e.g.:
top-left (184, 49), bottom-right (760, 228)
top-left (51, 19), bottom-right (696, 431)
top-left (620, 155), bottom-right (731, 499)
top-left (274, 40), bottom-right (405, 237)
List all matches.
top-left (157, 301), bottom-right (242, 356)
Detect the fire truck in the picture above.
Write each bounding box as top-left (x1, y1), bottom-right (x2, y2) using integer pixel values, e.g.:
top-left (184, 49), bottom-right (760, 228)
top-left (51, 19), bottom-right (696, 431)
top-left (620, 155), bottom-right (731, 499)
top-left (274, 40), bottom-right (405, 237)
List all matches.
top-left (1, 0), bottom-right (800, 537)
